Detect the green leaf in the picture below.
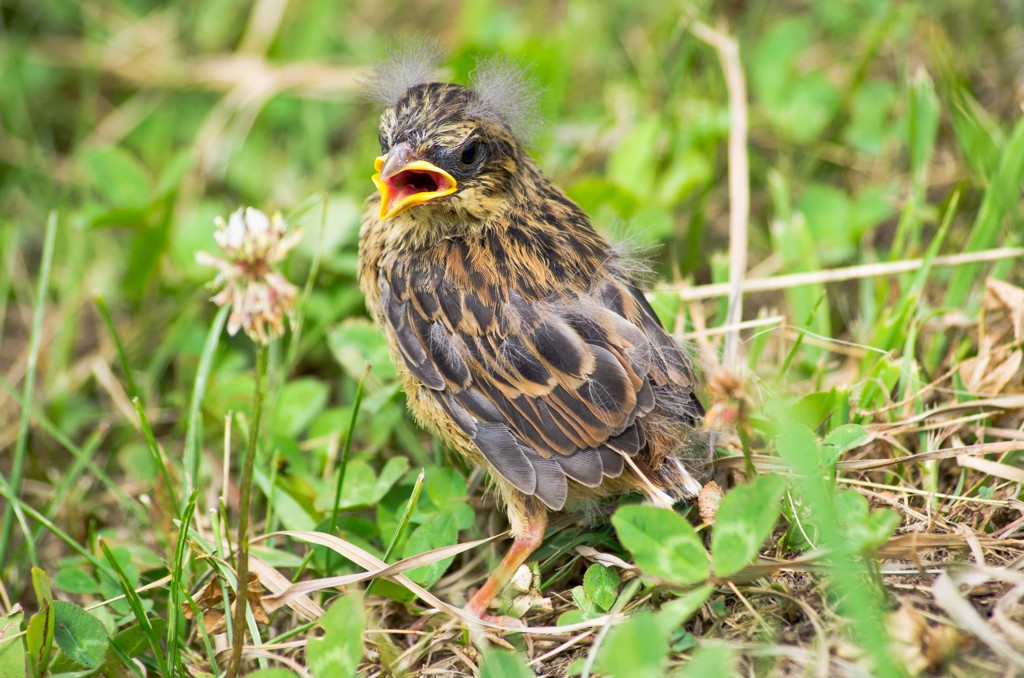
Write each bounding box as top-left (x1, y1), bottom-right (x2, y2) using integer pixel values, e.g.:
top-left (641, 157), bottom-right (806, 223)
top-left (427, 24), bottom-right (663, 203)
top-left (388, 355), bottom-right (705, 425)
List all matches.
top-left (607, 116), bottom-right (661, 199)
top-left (425, 468), bottom-right (475, 529)
top-left (596, 611), bottom-right (668, 678)
top-left (775, 419), bottom-right (822, 476)
top-left (315, 458), bottom-right (411, 511)
top-left (862, 510), bottom-right (901, 550)
top-left (556, 609), bottom-right (586, 626)
top-left (798, 184), bottom-right (854, 261)
top-left (677, 645), bottom-right (737, 677)
top-left (655, 585), bottom-right (713, 635)
top-left (823, 424), bottom-right (869, 464)
top-left (271, 378), bottom-right (329, 437)
top-left (27, 569), bottom-right (55, 676)
top-left (373, 457), bottom-right (411, 506)
top-left (425, 467), bottom-right (466, 504)
top-left (834, 491), bottom-right (900, 553)
top-left (480, 650), bottom-right (533, 678)
top-left (711, 475), bottom-right (786, 577)
top-left (751, 18), bottom-right (814, 103)
top-left (401, 510), bottom-right (458, 586)
top-left (154, 150), bottom-right (193, 197)
top-left (583, 564), bottom-right (619, 612)
top-left (54, 567), bottom-right (101, 595)
top-left (328, 320), bottom-right (397, 382)
top-left (0, 610), bottom-right (26, 678)
top-left (612, 506), bottom-right (709, 585)
top-left (835, 489), bottom-right (869, 523)
top-left (32, 568), bottom-right (53, 607)
top-left (84, 147), bottom-right (151, 209)
top-left (307, 595), bottom-right (364, 678)
top-left (844, 79), bottom-right (898, 154)
top-left (255, 470), bottom-right (317, 532)
top-left (26, 608), bottom-right (54, 677)
top-left (365, 579), bottom-right (416, 605)
top-left (51, 601), bottom-right (109, 669)
top-left (858, 355), bottom-right (904, 411)
top-left (100, 546), bottom-right (141, 587)
top-left (107, 619), bottom-right (166, 663)
top-left (570, 585), bottom-right (594, 614)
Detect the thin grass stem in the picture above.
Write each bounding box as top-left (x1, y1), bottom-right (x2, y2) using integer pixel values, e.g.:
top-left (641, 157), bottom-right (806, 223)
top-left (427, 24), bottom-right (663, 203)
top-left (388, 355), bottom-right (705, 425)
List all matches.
top-left (228, 343), bottom-right (269, 678)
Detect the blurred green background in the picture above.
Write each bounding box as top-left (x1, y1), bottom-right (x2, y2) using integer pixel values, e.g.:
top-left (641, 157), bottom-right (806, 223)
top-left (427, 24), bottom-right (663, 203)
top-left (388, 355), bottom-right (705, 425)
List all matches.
top-left (3, 0), bottom-right (1021, 462)
top-left (2, 0), bottom-right (1024, 675)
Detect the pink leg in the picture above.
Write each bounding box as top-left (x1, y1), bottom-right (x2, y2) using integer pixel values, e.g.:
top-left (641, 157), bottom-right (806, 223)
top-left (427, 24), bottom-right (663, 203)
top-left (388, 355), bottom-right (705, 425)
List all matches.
top-left (465, 511), bottom-right (547, 621)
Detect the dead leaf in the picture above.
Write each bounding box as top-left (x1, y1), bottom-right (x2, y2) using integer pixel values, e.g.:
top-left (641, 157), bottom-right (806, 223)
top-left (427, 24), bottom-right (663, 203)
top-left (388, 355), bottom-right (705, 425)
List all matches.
top-left (250, 555), bottom-right (324, 621)
top-left (574, 545), bottom-right (637, 572)
top-left (986, 278), bottom-right (1024, 342)
top-left (246, 572), bottom-right (269, 625)
top-left (263, 529), bottom-right (627, 635)
top-left (183, 578), bottom-right (222, 620)
top-left (698, 480), bottom-right (724, 525)
top-left (959, 350), bottom-right (1021, 395)
top-left (183, 572), bottom-right (268, 634)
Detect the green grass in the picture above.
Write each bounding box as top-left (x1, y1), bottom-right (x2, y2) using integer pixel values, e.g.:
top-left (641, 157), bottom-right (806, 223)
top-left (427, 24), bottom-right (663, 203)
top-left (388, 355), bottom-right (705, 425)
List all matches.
top-left (2, 1), bottom-right (1023, 676)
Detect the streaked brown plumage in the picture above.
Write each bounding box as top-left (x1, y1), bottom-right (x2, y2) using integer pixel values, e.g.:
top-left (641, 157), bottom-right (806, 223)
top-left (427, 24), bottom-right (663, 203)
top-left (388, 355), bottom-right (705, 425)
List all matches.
top-left (358, 63), bottom-right (709, 622)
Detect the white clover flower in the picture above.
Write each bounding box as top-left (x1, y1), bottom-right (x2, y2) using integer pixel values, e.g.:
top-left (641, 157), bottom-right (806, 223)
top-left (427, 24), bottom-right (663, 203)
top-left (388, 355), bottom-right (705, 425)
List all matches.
top-left (196, 207), bottom-right (302, 344)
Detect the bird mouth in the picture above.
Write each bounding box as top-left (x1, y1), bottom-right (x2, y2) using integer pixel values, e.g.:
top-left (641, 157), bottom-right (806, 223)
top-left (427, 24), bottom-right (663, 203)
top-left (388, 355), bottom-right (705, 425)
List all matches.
top-left (372, 154), bottom-right (457, 220)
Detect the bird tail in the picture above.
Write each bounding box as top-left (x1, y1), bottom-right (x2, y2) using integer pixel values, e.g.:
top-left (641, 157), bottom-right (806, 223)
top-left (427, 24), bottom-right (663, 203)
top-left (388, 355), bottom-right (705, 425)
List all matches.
top-left (654, 457), bottom-right (704, 503)
top-left (625, 454), bottom-right (704, 508)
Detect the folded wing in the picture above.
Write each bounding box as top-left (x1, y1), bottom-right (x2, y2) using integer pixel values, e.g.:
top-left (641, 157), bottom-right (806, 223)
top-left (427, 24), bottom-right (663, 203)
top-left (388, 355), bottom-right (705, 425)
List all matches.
top-left (380, 262), bottom-right (697, 510)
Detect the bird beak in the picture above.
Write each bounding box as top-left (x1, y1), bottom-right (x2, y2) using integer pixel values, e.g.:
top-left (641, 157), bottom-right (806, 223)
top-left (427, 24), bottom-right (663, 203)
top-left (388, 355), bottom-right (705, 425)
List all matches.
top-left (371, 142), bottom-right (458, 220)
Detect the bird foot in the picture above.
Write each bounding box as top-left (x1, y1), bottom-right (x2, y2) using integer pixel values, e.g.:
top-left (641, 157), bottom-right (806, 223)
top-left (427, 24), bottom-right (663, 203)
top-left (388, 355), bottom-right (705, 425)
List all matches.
top-left (484, 613), bottom-right (527, 630)
top-left (460, 609), bottom-right (531, 654)
top-left (462, 605), bottom-right (527, 632)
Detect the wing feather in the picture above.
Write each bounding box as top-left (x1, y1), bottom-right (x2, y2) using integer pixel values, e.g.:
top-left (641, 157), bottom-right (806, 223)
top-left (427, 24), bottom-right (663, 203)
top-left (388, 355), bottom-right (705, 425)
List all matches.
top-left (379, 259), bottom-right (697, 505)
top-left (474, 423), bottom-right (537, 495)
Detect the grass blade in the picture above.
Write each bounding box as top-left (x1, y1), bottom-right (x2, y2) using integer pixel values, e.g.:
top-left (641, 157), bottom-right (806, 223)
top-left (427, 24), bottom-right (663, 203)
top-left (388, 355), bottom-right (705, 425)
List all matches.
top-left (184, 305), bottom-right (229, 498)
top-left (946, 115), bottom-right (1024, 311)
top-left (99, 539), bottom-right (170, 677)
top-left (325, 364), bottom-right (369, 573)
top-left (890, 69), bottom-right (940, 258)
top-left (366, 470), bottom-right (425, 597)
top-left (94, 295), bottom-right (141, 401)
top-left (133, 398), bottom-right (181, 518)
top-left (167, 488), bottom-right (199, 678)
top-left (0, 211), bottom-right (57, 571)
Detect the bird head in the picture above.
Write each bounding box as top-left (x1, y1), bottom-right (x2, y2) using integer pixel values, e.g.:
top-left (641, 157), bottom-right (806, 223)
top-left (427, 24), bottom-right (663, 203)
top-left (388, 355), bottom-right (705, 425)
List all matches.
top-left (372, 82), bottom-right (525, 223)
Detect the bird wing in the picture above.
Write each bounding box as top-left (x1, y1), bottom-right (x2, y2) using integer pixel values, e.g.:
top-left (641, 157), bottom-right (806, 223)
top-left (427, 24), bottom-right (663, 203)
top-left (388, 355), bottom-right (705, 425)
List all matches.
top-left (379, 261), bottom-right (698, 511)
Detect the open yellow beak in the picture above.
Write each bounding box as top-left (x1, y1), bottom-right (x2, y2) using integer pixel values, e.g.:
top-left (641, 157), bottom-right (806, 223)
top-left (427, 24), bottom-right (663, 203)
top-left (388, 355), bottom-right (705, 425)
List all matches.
top-left (371, 144), bottom-right (458, 220)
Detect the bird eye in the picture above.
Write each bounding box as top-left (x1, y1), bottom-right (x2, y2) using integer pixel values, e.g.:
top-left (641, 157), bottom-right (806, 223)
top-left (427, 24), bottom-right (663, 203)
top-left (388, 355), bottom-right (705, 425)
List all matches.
top-left (459, 140), bottom-right (480, 166)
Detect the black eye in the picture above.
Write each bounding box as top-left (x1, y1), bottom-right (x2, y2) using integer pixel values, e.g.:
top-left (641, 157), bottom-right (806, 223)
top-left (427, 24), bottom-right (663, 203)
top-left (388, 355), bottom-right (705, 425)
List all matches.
top-left (460, 140), bottom-right (479, 166)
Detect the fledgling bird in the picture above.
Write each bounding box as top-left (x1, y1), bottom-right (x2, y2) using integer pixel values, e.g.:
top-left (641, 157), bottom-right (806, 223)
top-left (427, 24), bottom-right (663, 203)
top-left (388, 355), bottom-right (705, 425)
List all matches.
top-left (358, 53), bottom-right (710, 623)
